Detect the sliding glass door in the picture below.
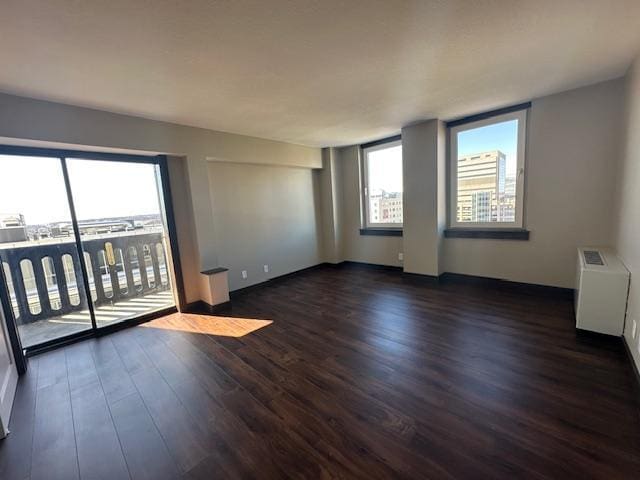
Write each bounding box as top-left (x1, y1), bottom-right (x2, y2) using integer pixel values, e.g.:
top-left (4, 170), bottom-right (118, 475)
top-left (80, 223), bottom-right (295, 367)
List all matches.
top-left (66, 159), bottom-right (175, 328)
top-left (0, 149), bottom-right (178, 351)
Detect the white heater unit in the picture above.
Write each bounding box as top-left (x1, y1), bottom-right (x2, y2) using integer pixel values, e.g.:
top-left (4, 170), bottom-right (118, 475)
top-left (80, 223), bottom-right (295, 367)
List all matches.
top-left (575, 247), bottom-right (629, 336)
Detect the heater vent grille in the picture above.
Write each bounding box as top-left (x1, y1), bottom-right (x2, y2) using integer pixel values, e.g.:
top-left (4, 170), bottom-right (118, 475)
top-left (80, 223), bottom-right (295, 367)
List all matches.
top-left (583, 250), bottom-right (604, 266)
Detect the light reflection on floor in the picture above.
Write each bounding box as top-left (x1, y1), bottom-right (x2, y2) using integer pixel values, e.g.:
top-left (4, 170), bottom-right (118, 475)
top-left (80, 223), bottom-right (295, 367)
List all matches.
top-left (142, 312), bottom-right (273, 337)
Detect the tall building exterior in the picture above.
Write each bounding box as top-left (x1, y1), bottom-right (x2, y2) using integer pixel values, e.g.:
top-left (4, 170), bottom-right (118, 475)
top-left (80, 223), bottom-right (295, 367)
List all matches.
top-left (456, 150), bottom-right (515, 222)
top-left (369, 191), bottom-right (403, 224)
top-left (499, 177), bottom-right (517, 221)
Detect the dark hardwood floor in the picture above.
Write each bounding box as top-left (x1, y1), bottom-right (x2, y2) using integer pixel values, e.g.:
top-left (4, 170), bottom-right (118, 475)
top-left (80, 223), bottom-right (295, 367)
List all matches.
top-left (1, 263), bottom-right (639, 479)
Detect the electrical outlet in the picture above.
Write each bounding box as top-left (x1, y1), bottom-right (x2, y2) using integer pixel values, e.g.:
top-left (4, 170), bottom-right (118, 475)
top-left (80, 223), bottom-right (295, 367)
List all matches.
top-left (398, 252), bottom-right (404, 261)
top-left (264, 264), bottom-right (269, 273)
top-left (241, 270), bottom-right (248, 279)
top-left (633, 319), bottom-right (638, 339)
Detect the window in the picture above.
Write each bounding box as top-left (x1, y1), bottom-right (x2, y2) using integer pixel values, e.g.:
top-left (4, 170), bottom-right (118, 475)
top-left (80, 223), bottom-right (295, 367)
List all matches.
top-left (449, 108), bottom-right (527, 229)
top-left (361, 138), bottom-right (403, 229)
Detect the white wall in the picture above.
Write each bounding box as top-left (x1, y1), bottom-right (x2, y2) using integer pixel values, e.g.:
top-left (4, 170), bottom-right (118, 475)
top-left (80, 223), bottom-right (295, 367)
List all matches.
top-left (614, 55), bottom-right (640, 371)
top-left (443, 79), bottom-right (623, 288)
top-left (208, 162), bottom-right (323, 291)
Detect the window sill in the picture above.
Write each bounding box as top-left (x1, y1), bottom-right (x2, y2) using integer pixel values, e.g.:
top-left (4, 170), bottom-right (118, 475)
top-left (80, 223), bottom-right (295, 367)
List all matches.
top-left (360, 228), bottom-right (403, 237)
top-left (444, 228), bottom-right (530, 240)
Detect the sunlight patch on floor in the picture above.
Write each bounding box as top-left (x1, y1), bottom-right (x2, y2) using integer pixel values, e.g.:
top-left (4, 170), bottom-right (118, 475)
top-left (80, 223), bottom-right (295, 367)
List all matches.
top-left (142, 312), bottom-right (273, 337)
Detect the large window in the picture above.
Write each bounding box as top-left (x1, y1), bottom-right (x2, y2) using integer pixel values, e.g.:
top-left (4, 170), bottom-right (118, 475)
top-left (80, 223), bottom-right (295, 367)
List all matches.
top-left (361, 138), bottom-right (403, 229)
top-left (449, 108), bottom-right (527, 229)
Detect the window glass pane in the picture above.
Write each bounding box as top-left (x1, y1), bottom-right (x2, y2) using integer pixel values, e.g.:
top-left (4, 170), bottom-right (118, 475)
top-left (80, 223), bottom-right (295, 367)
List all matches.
top-left (66, 159), bottom-right (175, 328)
top-left (2, 262), bottom-right (20, 319)
top-left (143, 244), bottom-right (155, 288)
top-left (41, 256), bottom-right (61, 311)
top-left (61, 254), bottom-right (81, 306)
top-left (365, 144), bottom-right (403, 225)
top-left (0, 155), bottom-right (92, 348)
top-left (83, 252), bottom-right (98, 302)
top-left (98, 249), bottom-right (113, 298)
top-left (19, 259), bottom-right (40, 315)
top-left (128, 246), bottom-right (143, 292)
top-left (156, 243), bottom-right (169, 286)
top-left (114, 248), bottom-right (128, 294)
top-left (456, 119), bottom-right (518, 223)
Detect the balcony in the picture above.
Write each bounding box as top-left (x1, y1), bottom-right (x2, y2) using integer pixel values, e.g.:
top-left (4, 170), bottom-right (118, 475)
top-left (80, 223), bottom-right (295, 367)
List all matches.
top-left (0, 229), bottom-right (175, 348)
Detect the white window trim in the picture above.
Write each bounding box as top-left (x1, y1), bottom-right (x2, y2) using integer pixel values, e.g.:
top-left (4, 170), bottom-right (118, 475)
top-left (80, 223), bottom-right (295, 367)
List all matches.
top-left (361, 139), bottom-right (403, 229)
top-left (448, 109), bottom-right (527, 229)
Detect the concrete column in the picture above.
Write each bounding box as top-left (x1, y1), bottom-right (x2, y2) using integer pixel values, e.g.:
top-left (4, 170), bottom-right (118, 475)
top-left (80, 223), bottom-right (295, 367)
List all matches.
top-left (401, 119), bottom-right (446, 276)
top-left (319, 147), bottom-right (344, 264)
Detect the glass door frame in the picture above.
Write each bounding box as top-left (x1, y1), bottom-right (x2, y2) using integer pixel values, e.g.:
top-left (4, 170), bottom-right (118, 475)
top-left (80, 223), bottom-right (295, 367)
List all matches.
top-left (0, 145), bottom-right (185, 359)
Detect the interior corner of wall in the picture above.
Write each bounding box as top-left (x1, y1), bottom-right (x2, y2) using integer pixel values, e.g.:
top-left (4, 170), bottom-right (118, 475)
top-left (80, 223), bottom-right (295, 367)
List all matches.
top-left (185, 154), bottom-right (219, 271)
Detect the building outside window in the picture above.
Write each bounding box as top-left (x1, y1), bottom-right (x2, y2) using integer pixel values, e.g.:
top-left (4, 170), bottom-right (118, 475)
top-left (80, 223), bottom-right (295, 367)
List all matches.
top-left (361, 138), bottom-right (403, 229)
top-left (448, 108), bottom-right (527, 229)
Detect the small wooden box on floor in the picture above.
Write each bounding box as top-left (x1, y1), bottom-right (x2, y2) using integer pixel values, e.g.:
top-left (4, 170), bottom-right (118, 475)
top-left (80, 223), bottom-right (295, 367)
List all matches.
top-left (199, 267), bottom-right (230, 309)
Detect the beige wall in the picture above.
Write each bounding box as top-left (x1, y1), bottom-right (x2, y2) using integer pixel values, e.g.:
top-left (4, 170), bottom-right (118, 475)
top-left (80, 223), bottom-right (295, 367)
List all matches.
top-left (0, 92), bottom-right (321, 302)
top-left (337, 146), bottom-right (403, 267)
top-left (332, 80), bottom-right (623, 286)
top-left (208, 162), bottom-right (323, 292)
top-left (614, 55), bottom-right (640, 372)
top-left (0, 80), bottom-right (627, 301)
top-left (443, 79), bottom-right (623, 288)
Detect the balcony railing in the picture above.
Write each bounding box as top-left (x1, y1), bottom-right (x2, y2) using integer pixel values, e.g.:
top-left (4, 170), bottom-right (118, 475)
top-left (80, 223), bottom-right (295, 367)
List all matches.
top-left (0, 230), bottom-right (171, 325)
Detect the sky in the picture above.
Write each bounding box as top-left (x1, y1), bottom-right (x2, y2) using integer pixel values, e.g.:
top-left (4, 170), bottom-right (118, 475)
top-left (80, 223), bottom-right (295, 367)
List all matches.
top-left (367, 145), bottom-right (403, 194)
top-left (367, 119), bottom-right (518, 195)
top-left (457, 119), bottom-right (518, 176)
top-left (0, 155), bottom-right (161, 225)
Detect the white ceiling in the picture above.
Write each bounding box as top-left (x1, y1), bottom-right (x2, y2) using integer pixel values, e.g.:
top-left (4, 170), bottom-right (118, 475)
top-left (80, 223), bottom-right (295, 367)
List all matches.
top-left (1, 0), bottom-right (639, 147)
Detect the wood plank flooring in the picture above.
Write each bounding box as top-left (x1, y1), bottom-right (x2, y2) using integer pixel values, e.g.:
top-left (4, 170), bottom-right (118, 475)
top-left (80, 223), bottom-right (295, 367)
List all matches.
top-left (1, 263), bottom-right (639, 479)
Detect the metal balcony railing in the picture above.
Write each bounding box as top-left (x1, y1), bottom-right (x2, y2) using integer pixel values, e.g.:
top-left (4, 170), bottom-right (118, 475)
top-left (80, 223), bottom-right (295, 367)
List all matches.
top-left (0, 230), bottom-right (171, 325)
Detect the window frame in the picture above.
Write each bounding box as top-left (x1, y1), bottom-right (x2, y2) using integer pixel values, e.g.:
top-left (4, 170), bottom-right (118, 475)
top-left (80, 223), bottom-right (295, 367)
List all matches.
top-left (360, 138), bottom-right (404, 230)
top-left (448, 108), bottom-right (528, 230)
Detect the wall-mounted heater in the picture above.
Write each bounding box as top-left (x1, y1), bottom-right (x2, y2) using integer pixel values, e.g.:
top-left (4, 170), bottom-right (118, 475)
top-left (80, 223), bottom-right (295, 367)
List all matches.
top-left (575, 247), bottom-right (629, 336)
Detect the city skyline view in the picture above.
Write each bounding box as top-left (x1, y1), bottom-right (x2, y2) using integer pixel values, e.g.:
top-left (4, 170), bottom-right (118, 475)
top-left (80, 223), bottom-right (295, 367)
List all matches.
top-left (366, 118), bottom-right (519, 225)
top-left (458, 119), bottom-right (518, 176)
top-left (455, 119), bottom-right (519, 223)
top-left (365, 143), bottom-right (403, 224)
top-left (0, 155), bottom-right (162, 226)
top-left (366, 144), bottom-right (403, 196)
top-left (455, 150), bottom-right (516, 222)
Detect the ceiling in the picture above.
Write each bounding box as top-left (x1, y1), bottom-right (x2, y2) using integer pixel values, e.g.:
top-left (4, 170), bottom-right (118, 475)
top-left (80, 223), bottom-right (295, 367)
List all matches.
top-left (1, 0), bottom-right (639, 148)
